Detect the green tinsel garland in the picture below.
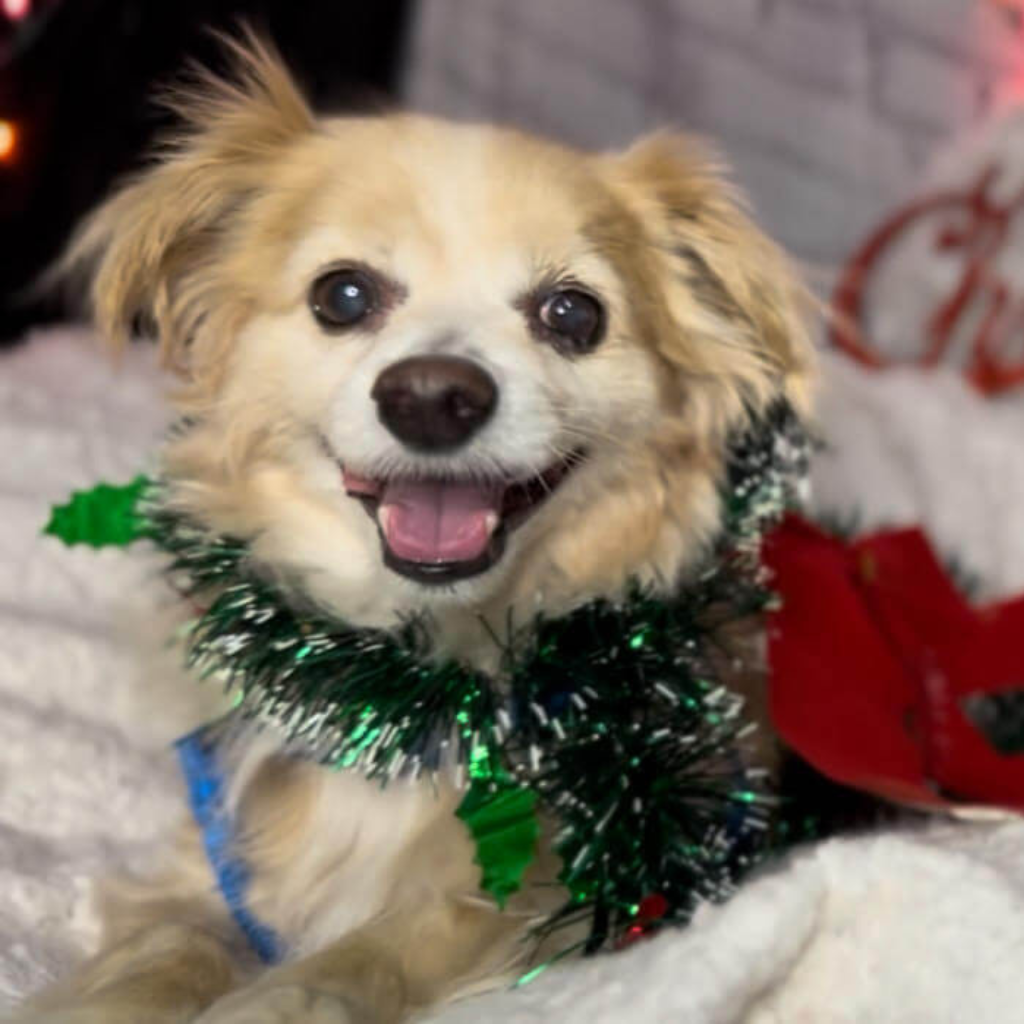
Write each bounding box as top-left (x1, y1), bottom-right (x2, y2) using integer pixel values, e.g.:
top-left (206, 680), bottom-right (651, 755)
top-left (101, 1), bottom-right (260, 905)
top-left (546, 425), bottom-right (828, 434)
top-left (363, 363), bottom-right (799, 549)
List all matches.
top-left (46, 402), bottom-right (811, 954)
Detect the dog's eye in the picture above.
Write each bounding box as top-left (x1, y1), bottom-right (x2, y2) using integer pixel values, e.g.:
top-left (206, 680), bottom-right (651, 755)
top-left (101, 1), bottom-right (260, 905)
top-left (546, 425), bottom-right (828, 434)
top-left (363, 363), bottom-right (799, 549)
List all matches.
top-left (537, 289), bottom-right (605, 354)
top-left (309, 269), bottom-right (378, 329)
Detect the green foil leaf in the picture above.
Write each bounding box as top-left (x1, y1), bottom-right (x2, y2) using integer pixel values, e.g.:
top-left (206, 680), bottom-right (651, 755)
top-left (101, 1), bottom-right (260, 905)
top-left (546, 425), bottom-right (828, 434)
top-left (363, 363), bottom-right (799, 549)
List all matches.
top-left (44, 476), bottom-right (151, 548)
top-left (457, 780), bottom-right (539, 909)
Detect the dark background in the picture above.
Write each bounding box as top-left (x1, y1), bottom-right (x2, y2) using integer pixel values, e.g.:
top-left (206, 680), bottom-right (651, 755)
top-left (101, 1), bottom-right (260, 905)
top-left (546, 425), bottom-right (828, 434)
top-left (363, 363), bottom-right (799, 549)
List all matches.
top-left (0, 0), bottom-right (412, 343)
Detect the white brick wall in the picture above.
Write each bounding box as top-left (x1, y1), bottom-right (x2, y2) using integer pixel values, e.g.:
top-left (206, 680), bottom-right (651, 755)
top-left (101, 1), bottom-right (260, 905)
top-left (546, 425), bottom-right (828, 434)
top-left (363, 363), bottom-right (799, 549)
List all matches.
top-left (403, 0), bottom-right (1023, 282)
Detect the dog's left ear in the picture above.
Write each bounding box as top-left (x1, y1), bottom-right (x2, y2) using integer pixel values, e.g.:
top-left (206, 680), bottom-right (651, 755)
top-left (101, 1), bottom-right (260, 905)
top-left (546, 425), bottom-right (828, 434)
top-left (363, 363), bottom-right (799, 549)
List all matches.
top-left (56, 30), bottom-right (313, 391)
top-left (605, 133), bottom-right (815, 427)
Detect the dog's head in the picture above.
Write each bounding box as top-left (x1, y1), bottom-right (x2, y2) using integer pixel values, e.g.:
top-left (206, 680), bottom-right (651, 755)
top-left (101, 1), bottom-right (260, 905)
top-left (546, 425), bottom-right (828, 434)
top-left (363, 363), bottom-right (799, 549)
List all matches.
top-left (67, 37), bottom-right (813, 631)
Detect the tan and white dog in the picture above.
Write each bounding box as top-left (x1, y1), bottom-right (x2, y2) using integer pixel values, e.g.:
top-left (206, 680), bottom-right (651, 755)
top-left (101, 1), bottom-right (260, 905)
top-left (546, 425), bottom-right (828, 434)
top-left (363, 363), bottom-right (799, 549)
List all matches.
top-left (18, 34), bottom-right (813, 1024)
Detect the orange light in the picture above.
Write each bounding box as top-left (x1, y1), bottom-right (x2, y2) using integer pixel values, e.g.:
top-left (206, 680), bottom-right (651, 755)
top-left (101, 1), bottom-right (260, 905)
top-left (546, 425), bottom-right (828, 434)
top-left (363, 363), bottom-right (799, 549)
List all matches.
top-left (1, 0), bottom-right (30, 20)
top-left (0, 120), bottom-right (17, 163)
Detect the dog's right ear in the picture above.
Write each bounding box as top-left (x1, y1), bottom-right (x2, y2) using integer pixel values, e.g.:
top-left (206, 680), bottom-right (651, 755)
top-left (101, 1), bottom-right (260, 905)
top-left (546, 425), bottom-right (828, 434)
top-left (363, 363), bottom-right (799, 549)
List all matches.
top-left (58, 30), bottom-right (313, 381)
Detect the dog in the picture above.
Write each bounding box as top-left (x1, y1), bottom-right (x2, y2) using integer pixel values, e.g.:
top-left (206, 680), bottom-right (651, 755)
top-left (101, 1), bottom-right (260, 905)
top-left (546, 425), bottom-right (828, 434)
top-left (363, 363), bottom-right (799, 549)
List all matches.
top-left (17, 34), bottom-right (813, 1024)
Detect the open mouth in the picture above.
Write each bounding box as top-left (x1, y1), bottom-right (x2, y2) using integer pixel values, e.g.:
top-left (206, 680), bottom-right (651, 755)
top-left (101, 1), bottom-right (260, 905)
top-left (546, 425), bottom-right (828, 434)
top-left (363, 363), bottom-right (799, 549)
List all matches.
top-left (342, 452), bottom-right (585, 585)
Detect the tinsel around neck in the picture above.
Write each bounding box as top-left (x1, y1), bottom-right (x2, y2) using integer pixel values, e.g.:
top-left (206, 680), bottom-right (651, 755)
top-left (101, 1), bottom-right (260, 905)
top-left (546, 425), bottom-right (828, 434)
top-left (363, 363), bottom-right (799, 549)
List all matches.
top-left (143, 402), bottom-right (808, 770)
top-left (45, 400), bottom-right (812, 952)
top-left (149, 402), bottom-right (808, 944)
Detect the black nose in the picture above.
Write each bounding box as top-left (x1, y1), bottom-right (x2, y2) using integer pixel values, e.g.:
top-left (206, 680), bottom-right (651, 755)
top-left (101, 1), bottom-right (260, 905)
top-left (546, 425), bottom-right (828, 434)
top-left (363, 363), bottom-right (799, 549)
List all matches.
top-left (371, 355), bottom-right (498, 452)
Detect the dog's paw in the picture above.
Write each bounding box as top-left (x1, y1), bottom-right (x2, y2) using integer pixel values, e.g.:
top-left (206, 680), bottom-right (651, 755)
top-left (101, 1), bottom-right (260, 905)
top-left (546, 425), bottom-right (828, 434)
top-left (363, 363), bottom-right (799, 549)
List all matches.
top-left (194, 984), bottom-right (355, 1024)
top-left (6, 1013), bottom-right (143, 1024)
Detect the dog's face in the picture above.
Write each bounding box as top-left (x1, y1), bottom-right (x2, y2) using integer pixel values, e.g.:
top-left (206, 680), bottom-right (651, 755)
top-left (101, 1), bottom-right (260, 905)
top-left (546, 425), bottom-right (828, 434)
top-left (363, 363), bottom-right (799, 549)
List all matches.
top-left (235, 121), bottom-right (665, 598)
top-left (71, 40), bottom-right (812, 631)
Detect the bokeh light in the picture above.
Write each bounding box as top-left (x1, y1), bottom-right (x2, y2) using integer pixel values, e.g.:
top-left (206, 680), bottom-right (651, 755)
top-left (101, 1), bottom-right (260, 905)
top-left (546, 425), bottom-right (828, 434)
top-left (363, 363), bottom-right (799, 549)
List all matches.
top-left (1, 0), bottom-right (31, 22)
top-left (0, 120), bottom-right (17, 163)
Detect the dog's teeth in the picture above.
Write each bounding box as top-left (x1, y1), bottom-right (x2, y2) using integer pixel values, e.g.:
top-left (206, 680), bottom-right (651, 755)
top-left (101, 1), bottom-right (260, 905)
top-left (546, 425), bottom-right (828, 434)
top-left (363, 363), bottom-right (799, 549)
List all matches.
top-left (377, 506), bottom-right (391, 532)
top-left (484, 512), bottom-right (499, 534)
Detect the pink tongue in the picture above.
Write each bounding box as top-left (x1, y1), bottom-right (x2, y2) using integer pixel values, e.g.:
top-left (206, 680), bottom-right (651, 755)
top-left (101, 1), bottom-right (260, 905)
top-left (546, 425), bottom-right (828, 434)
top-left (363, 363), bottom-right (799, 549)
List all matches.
top-left (379, 479), bottom-right (503, 563)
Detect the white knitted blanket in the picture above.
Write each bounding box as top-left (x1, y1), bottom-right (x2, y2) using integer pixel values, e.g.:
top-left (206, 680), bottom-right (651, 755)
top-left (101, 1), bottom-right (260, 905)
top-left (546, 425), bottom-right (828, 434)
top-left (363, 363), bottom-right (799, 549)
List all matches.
top-left (3, 328), bottom-right (1024, 1022)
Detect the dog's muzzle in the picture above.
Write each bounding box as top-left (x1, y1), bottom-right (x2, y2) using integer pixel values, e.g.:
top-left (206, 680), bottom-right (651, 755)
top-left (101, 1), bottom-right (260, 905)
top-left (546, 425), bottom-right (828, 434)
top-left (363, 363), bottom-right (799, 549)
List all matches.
top-left (341, 355), bottom-right (582, 585)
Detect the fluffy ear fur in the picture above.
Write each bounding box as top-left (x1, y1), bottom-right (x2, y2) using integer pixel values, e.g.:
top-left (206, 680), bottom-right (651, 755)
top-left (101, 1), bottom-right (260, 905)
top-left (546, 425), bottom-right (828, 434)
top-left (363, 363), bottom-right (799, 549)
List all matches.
top-left (59, 31), bottom-right (313, 387)
top-left (605, 134), bottom-right (815, 432)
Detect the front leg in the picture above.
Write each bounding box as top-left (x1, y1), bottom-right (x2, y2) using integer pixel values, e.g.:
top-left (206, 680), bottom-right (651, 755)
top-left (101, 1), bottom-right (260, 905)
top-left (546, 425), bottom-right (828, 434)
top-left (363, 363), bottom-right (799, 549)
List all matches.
top-left (194, 938), bottom-right (405, 1024)
top-left (196, 897), bottom-right (526, 1024)
top-left (11, 922), bottom-right (239, 1024)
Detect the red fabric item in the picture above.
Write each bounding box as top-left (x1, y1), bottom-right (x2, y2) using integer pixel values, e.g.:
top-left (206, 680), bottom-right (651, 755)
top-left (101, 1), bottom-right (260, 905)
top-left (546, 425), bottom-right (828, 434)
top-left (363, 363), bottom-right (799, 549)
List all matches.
top-left (764, 514), bottom-right (1024, 810)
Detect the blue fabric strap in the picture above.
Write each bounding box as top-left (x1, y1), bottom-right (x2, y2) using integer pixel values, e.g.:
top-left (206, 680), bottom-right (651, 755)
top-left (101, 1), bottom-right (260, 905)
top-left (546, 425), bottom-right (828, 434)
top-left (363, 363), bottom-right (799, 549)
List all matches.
top-left (174, 727), bottom-right (284, 964)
